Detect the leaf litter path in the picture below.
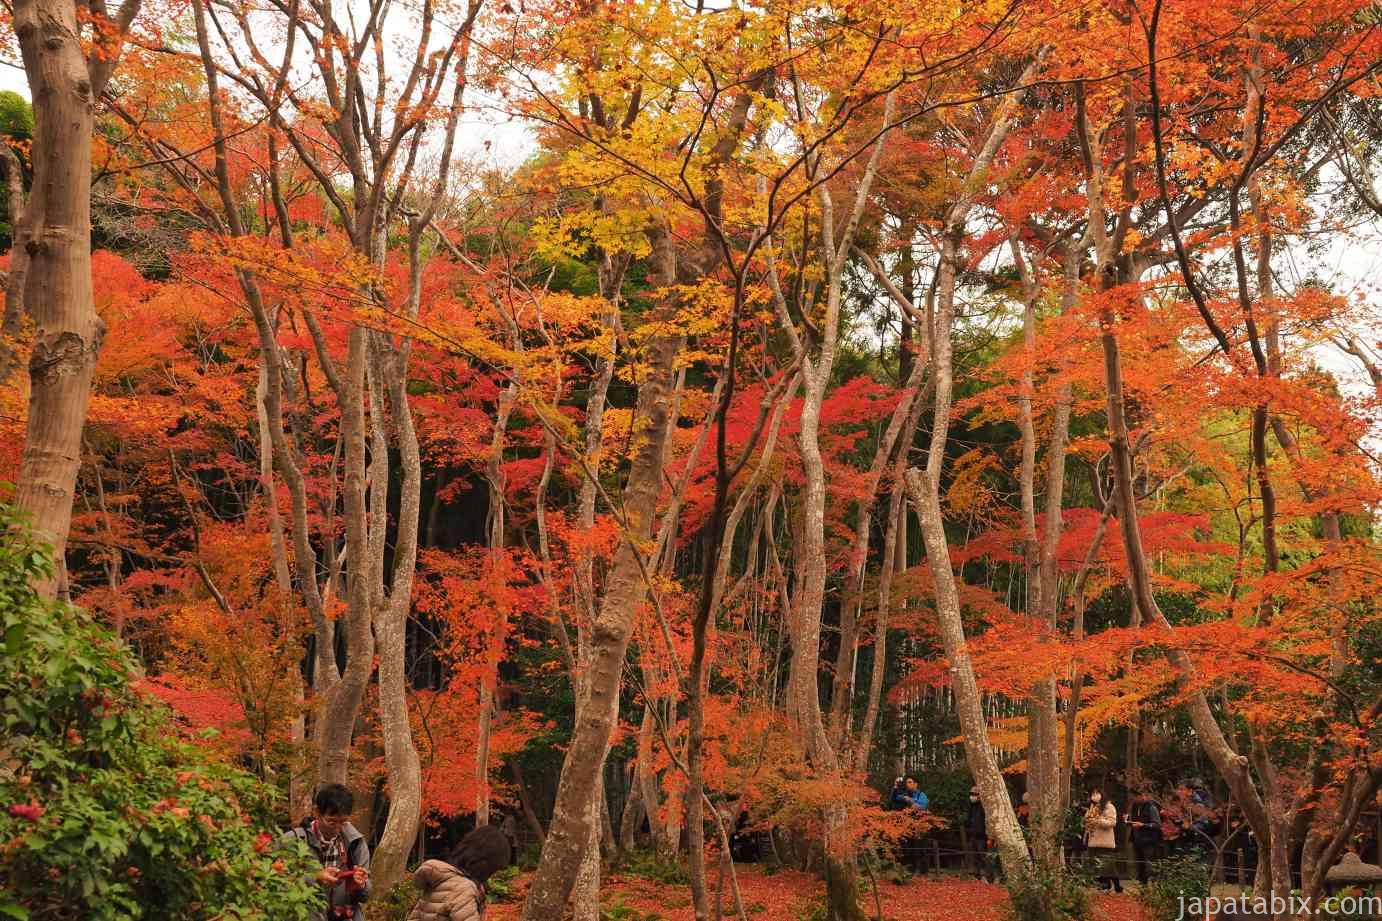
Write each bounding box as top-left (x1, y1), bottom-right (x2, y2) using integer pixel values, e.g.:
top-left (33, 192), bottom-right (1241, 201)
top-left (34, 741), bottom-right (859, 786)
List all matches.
top-left (484, 866), bottom-right (1151, 921)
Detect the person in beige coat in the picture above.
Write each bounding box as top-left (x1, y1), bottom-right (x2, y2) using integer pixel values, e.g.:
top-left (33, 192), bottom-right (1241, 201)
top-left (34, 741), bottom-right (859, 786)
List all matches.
top-left (408, 825), bottom-right (512, 921)
top-left (1082, 788), bottom-right (1122, 893)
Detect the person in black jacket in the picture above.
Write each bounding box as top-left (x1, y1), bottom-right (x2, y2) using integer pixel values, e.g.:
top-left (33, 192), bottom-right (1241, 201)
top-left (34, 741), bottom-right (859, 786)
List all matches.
top-left (966, 786), bottom-right (996, 882)
top-left (1127, 785), bottom-right (1163, 885)
top-left (729, 802), bottom-right (760, 863)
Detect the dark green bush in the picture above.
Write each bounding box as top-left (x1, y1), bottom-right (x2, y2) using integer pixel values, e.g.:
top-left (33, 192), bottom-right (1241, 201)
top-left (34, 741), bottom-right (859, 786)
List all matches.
top-left (1136, 856), bottom-right (1211, 921)
top-left (618, 847), bottom-right (690, 885)
top-left (1006, 860), bottom-right (1091, 921)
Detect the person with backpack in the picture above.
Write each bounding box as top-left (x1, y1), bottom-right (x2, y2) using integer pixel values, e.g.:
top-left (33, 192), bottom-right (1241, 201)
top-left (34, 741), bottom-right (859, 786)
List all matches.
top-left (284, 783), bottom-right (372, 921)
top-left (407, 824), bottom-right (513, 920)
top-left (1126, 785), bottom-right (1163, 885)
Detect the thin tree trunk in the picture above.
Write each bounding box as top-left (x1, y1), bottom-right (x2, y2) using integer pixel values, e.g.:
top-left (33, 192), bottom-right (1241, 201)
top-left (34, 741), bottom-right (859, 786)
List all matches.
top-left (829, 350), bottom-right (926, 749)
top-left (478, 381), bottom-right (517, 828)
top-left (619, 759), bottom-right (645, 853)
top-left (905, 471), bottom-right (1028, 872)
top-left (510, 758), bottom-right (548, 843)
top-left (369, 331), bottom-right (426, 893)
top-left (1011, 235), bottom-right (1072, 869)
top-left (519, 326), bottom-right (681, 920)
top-left (890, 62), bottom-right (1045, 864)
top-left (636, 703), bottom-right (666, 853)
top-left (316, 329), bottom-right (375, 786)
top-left (854, 469), bottom-right (905, 775)
top-left (0, 139), bottom-right (28, 385)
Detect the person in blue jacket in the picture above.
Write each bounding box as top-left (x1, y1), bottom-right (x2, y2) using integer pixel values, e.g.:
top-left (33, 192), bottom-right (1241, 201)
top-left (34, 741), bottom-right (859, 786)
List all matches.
top-left (891, 776), bottom-right (929, 811)
top-left (888, 776), bottom-right (930, 872)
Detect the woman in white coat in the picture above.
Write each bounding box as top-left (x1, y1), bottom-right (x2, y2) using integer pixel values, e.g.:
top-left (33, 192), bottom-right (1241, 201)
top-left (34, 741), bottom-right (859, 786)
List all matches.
top-left (1083, 788), bottom-right (1123, 893)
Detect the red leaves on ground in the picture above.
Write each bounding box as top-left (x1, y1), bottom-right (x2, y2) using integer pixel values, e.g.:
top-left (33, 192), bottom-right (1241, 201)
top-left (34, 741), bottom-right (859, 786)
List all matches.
top-left (483, 867), bottom-right (1151, 921)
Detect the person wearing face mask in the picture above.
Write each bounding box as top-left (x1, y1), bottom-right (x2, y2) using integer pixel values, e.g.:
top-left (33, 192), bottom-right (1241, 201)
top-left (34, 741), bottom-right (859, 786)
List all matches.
top-left (1082, 788), bottom-right (1122, 893)
top-left (966, 786), bottom-right (996, 882)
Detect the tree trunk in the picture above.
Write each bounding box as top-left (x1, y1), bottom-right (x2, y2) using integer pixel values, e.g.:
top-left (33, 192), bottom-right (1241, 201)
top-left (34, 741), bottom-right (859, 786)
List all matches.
top-left (905, 464), bottom-right (1028, 872)
top-left (0, 139), bottom-right (29, 385)
top-left (478, 381), bottom-right (516, 828)
top-left (368, 333), bottom-right (425, 893)
top-left (636, 703), bottom-right (666, 853)
top-left (510, 758), bottom-right (548, 844)
top-left (898, 212), bottom-right (1031, 877)
top-left (316, 329), bottom-right (375, 786)
top-left (619, 760), bottom-right (645, 853)
top-left (13, 0), bottom-right (101, 594)
top-left (1011, 236), bottom-right (1072, 870)
top-left (829, 352), bottom-right (926, 750)
top-left (1096, 309), bottom-right (1269, 854)
top-left (519, 328), bottom-right (681, 920)
top-left (854, 469), bottom-right (905, 775)
top-left (572, 778), bottom-right (603, 921)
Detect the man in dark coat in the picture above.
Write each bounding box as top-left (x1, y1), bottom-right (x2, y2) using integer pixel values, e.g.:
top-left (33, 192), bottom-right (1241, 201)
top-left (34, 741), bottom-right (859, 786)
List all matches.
top-left (1127, 785), bottom-right (1163, 885)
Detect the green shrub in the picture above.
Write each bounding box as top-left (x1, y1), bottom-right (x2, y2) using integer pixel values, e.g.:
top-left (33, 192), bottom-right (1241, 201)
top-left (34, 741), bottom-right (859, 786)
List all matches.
top-left (601, 894), bottom-right (664, 921)
top-left (859, 847), bottom-right (912, 886)
top-left (517, 841), bottom-right (542, 870)
top-left (487, 863), bottom-right (522, 902)
top-left (369, 880), bottom-right (420, 921)
top-left (618, 847), bottom-right (689, 885)
top-left (1136, 856), bottom-right (1211, 921)
top-left (1006, 860), bottom-right (1091, 921)
top-left (0, 507), bottom-right (320, 920)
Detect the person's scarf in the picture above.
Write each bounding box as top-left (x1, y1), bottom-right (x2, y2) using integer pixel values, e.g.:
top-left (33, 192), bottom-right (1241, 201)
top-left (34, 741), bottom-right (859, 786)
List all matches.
top-left (309, 820), bottom-right (347, 871)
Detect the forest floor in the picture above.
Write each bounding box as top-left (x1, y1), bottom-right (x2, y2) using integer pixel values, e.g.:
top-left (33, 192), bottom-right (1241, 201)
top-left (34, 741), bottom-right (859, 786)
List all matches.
top-left (483, 866), bottom-right (1151, 921)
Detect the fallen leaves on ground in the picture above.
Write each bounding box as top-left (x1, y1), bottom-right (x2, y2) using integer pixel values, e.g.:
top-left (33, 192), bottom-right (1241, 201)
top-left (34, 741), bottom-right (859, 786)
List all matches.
top-left (481, 866), bottom-right (1151, 921)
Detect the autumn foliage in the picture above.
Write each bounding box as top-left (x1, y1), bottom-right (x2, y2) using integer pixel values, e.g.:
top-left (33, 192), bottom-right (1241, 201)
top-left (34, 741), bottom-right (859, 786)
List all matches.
top-left (0, 0), bottom-right (1380, 915)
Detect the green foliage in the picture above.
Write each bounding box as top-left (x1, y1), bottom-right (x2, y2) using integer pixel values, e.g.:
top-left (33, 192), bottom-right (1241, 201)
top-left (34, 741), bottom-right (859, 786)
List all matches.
top-left (1135, 856), bottom-right (1210, 921)
top-left (1005, 861), bottom-right (1091, 921)
top-left (517, 840), bottom-right (542, 870)
top-left (0, 92), bottom-right (32, 140)
top-left (369, 880), bottom-right (419, 921)
top-left (859, 847), bottom-right (912, 886)
top-left (486, 863), bottom-right (522, 902)
top-left (601, 894), bottom-right (665, 921)
top-left (0, 506), bottom-right (321, 920)
top-left (618, 847), bottom-right (690, 885)
top-left (913, 767), bottom-right (979, 822)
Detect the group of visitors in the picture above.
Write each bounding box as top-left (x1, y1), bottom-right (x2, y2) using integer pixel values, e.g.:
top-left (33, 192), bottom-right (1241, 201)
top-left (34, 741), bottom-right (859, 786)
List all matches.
top-left (885, 776), bottom-right (1011, 881)
top-left (886, 774), bottom-right (1223, 890)
top-left (1071, 780), bottom-right (1222, 890)
top-left (286, 783), bottom-right (512, 921)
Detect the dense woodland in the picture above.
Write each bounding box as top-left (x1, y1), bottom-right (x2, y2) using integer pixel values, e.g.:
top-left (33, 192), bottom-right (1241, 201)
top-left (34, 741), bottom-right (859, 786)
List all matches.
top-left (0, 0), bottom-right (1381, 917)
